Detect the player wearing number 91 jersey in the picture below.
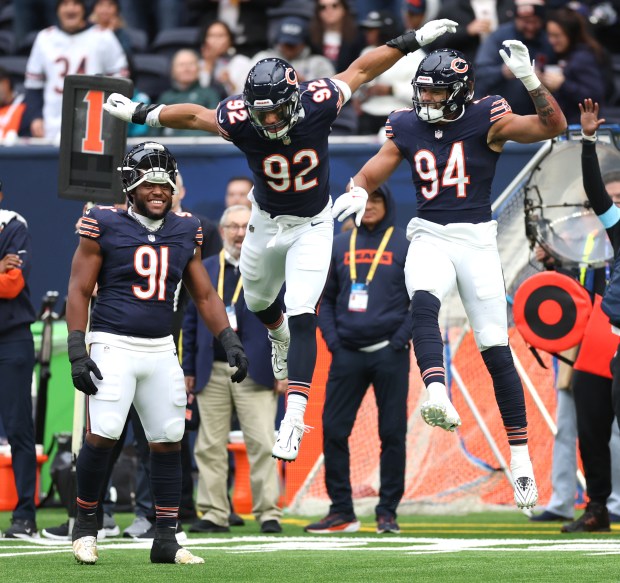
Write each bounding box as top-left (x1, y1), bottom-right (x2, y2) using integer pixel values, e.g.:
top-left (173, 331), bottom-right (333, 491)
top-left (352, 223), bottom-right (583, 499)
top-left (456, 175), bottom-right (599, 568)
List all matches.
top-left (65, 142), bottom-right (248, 566)
top-left (346, 45), bottom-right (567, 510)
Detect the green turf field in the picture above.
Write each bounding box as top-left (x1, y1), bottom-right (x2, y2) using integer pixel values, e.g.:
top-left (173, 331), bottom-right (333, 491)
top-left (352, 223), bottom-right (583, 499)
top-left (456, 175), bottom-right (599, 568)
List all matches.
top-left (1, 509), bottom-right (619, 583)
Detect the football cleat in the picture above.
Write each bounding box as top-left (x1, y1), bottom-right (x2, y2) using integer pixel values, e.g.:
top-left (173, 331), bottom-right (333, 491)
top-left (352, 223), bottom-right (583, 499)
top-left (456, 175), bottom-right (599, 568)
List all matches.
top-left (420, 394), bottom-right (461, 432)
top-left (272, 417), bottom-right (310, 462)
top-left (376, 514), bottom-right (400, 534)
top-left (511, 459), bottom-right (538, 509)
top-left (72, 512), bottom-right (99, 565)
top-left (72, 536), bottom-right (98, 565)
top-left (268, 332), bottom-right (289, 380)
top-left (150, 527), bottom-right (204, 564)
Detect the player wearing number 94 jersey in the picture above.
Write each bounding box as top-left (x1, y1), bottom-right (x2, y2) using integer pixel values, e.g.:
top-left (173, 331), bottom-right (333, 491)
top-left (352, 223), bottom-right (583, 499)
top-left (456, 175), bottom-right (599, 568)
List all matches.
top-left (65, 142), bottom-right (248, 566)
top-left (347, 44), bottom-right (567, 510)
top-left (102, 19), bottom-right (460, 463)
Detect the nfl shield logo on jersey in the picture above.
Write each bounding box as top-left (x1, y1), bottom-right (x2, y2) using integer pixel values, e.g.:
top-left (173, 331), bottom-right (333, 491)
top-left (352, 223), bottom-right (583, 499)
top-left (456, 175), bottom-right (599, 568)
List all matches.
top-left (435, 129), bottom-right (443, 140)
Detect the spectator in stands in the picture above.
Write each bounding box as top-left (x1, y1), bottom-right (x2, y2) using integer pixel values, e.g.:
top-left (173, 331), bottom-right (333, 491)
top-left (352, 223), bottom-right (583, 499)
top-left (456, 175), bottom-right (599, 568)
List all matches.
top-left (402, 0), bottom-right (427, 30)
top-left (198, 20), bottom-right (251, 99)
top-left (89, 0), bottom-right (133, 58)
top-left (475, 0), bottom-right (556, 115)
top-left (224, 176), bottom-right (253, 209)
top-left (425, 0), bottom-right (515, 61)
top-left (118, 0), bottom-right (183, 44)
top-left (0, 181), bottom-right (38, 539)
top-left (153, 49), bottom-right (220, 137)
top-left (183, 204), bottom-right (285, 534)
top-left (354, 9), bottom-right (419, 135)
top-left (24, 0), bottom-right (128, 142)
top-left (253, 16), bottom-right (335, 82)
top-left (13, 0), bottom-right (56, 42)
top-left (542, 7), bottom-right (610, 124)
top-left (184, 0), bottom-right (283, 57)
top-left (309, 0), bottom-right (365, 71)
top-left (0, 67), bottom-right (29, 142)
top-left (305, 184), bottom-right (411, 535)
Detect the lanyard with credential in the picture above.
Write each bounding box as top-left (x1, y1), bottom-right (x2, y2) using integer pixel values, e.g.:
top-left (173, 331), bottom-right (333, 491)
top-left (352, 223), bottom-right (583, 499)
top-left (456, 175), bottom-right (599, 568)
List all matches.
top-left (217, 250), bottom-right (243, 304)
top-left (349, 226), bottom-right (394, 284)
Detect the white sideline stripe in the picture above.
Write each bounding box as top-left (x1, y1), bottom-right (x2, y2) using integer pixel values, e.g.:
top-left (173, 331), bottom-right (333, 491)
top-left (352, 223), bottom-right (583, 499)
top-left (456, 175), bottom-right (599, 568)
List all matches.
top-left (2, 537), bottom-right (620, 557)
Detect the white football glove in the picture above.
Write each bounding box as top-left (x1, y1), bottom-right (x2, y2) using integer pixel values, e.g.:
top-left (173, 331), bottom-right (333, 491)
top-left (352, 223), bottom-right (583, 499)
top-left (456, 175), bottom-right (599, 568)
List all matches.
top-left (102, 93), bottom-right (139, 123)
top-left (331, 178), bottom-right (369, 227)
top-left (415, 19), bottom-right (459, 47)
top-left (499, 40), bottom-right (540, 91)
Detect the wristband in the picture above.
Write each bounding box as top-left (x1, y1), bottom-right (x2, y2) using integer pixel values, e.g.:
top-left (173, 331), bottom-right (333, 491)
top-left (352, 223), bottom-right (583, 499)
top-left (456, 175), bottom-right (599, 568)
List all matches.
top-left (520, 73), bottom-right (541, 92)
top-left (581, 130), bottom-right (597, 142)
top-left (386, 30), bottom-right (420, 55)
top-left (131, 103), bottom-right (164, 126)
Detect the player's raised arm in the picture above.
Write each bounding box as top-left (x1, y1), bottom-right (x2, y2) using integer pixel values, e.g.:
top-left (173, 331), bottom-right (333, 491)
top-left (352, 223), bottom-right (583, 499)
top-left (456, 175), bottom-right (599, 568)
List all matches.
top-left (488, 40), bottom-right (567, 148)
top-left (334, 19), bottom-right (458, 95)
top-left (103, 94), bottom-right (218, 133)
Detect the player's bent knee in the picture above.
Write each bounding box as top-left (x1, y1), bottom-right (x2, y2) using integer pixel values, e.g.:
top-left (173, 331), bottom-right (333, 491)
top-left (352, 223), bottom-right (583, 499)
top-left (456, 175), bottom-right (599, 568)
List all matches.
top-left (97, 413), bottom-right (126, 440)
top-left (476, 326), bottom-right (508, 350)
top-left (163, 418), bottom-right (185, 443)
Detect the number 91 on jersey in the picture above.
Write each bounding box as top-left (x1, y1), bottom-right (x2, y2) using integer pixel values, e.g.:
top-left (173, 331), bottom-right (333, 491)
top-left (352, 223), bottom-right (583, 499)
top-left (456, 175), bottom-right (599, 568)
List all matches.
top-left (58, 75), bottom-right (133, 203)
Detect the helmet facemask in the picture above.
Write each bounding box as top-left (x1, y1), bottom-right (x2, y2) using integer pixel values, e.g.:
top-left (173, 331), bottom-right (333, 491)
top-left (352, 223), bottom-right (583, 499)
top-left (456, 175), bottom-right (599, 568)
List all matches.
top-left (247, 91), bottom-right (301, 140)
top-left (411, 49), bottom-right (475, 124)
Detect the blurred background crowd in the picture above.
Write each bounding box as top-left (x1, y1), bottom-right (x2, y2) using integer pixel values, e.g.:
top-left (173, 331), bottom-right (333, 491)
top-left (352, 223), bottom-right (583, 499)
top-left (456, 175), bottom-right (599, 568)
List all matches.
top-left (2, 0), bottom-right (620, 144)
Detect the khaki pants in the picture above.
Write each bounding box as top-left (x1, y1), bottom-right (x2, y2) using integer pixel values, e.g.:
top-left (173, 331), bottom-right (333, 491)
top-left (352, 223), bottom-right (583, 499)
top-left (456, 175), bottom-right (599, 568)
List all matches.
top-left (194, 361), bottom-right (281, 525)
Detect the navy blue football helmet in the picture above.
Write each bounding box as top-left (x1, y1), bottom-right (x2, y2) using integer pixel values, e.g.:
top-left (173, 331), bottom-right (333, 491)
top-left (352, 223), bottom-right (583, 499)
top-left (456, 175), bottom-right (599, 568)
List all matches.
top-left (412, 49), bottom-right (475, 123)
top-left (243, 58), bottom-right (301, 140)
top-left (120, 142), bottom-right (177, 202)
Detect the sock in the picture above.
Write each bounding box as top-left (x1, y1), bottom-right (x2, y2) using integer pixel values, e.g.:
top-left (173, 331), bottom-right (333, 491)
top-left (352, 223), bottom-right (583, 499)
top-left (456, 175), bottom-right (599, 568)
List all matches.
top-left (410, 291), bottom-right (446, 387)
top-left (76, 440), bottom-right (114, 516)
top-left (253, 301), bottom-right (284, 330)
top-left (481, 345), bottom-right (527, 431)
top-left (268, 314), bottom-right (289, 342)
top-left (284, 393), bottom-right (308, 420)
top-left (150, 449), bottom-right (182, 530)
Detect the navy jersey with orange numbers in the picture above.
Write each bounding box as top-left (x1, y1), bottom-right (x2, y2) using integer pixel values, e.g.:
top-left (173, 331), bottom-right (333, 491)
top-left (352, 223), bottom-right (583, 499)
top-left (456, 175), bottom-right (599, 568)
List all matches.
top-left (386, 95), bottom-right (512, 225)
top-left (216, 78), bottom-right (344, 218)
top-left (78, 206), bottom-right (203, 338)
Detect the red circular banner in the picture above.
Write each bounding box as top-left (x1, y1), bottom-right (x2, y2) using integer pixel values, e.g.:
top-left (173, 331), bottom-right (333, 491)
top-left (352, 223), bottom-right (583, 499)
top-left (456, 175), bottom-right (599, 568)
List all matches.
top-left (513, 271), bottom-right (592, 352)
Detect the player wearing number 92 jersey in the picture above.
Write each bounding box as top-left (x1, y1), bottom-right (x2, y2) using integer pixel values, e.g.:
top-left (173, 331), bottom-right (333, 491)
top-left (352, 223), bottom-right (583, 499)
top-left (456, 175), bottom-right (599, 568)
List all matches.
top-left (216, 79), bottom-right (341, 218)
top-left (79, 205), bottom-right (201, 338)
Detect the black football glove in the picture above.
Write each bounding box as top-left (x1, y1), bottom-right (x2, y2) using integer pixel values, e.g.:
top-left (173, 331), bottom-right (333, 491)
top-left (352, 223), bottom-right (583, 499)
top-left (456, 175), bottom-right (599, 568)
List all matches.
top-left (218, 327), bottom-right (249, 383)
top-left (67, 330), bottom-right (102, 395)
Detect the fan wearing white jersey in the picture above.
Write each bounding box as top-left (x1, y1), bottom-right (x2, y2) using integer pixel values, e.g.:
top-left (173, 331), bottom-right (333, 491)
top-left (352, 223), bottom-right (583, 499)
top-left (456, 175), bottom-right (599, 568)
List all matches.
top-left (24, 0), bottom-right (128, 142)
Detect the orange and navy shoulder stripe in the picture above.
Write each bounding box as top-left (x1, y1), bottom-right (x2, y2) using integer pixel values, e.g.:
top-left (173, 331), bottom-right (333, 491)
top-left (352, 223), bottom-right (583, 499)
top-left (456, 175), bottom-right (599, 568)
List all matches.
top-left (79, 216), bottom-right (100, 239)
top-left (195, 225), bottom-right (203, 247)
top-left (490, 98), bottom-right (512, 122)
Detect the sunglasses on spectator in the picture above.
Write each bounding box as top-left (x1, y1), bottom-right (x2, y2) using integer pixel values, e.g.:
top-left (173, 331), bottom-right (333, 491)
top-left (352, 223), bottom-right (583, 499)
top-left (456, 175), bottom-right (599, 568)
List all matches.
top-left (319, 2), bottom-right (341, 11)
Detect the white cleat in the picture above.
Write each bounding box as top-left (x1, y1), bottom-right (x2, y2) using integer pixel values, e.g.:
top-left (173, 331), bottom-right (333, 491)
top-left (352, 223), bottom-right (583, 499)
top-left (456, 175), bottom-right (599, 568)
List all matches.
top-left (268, 333), bottom-right (289, 380)
top-left (72, 535), bottom-right (98, 565)
top-left (272, 417), bottom-right (311, 462)
top-left (420, 382), bottom-right (461, 432)
top-left (175, 548), bottom-right (205, 564)
top-left (420, 399), bottom-right (461, 431)
top-left (511, 459), bottom-right (538, 509)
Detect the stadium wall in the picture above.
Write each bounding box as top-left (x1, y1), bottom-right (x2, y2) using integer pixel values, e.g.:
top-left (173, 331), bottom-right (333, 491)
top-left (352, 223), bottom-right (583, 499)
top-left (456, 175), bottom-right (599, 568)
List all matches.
top-left (0, 140), bottom-right (540, 305)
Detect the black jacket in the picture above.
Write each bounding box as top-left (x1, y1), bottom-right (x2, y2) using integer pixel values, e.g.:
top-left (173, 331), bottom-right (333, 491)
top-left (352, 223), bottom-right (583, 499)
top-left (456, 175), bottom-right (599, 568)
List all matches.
top-left (318, 185), bottom-right (412, 352)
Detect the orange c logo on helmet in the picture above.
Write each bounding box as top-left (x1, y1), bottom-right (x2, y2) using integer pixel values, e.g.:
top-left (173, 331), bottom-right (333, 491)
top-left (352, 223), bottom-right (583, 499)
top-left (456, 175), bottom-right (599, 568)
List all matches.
top-left (451, 58), bottom-right (469, 73)
top-left (285, 68), bottom-right (298, 85)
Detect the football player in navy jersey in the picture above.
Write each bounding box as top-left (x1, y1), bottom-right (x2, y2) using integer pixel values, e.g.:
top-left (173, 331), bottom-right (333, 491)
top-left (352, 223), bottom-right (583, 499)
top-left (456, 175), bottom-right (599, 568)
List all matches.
top-left (102, 18), bottom-right (459, 463)
top-left (340, 41), bottom-right (567, 510)
top-left (66, 142), bottom-right (248, 565)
